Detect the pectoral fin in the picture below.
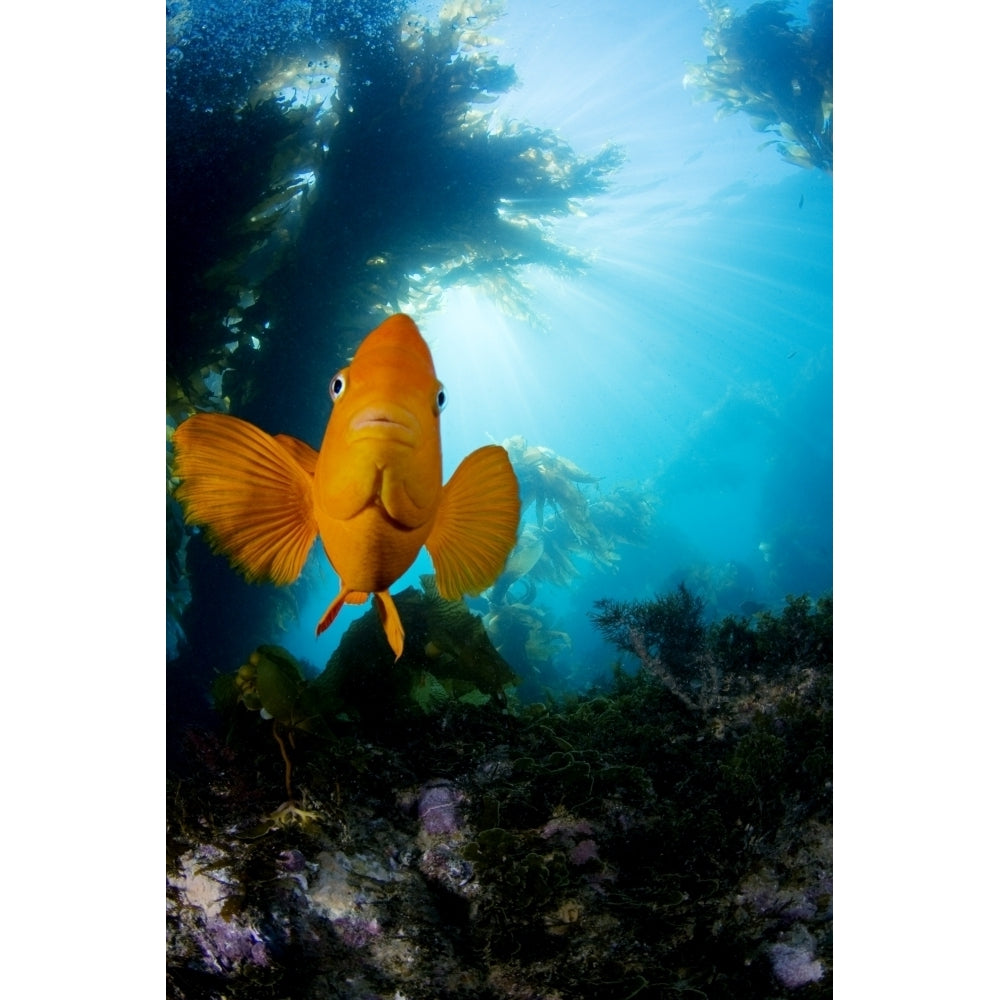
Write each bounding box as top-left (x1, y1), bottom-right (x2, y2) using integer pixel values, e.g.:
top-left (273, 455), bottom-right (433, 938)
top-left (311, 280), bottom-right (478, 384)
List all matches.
top-left (426, 445), bottom-right (521, 600)
top-left (172, 413), bottom-right (318, 586)
top-left (275, 433), bottom-right (320, 476)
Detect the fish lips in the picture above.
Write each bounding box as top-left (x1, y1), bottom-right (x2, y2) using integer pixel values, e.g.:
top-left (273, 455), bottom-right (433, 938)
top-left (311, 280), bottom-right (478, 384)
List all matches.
top-left (347, 403), bottom-right (420, 446)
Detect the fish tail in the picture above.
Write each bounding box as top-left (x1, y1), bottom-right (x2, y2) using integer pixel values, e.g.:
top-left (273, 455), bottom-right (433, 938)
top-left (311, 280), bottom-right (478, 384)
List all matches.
top-left (172, 413), bottom-right (318, 586)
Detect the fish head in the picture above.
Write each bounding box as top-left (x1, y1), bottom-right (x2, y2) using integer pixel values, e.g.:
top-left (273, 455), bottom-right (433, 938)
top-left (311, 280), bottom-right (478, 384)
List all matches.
top-left (337, 314), bottom-right (443, 444)
top-left (315, 314), bottom-right (445, 521)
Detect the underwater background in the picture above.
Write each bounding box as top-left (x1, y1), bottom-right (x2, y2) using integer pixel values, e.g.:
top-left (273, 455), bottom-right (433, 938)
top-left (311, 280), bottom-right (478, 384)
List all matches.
top-left (13, 0), bottom-right (1000, 995)
top-left (167, 0), bottom-right (831, 712)
top-left (165, 1), bottom-right (834, 997)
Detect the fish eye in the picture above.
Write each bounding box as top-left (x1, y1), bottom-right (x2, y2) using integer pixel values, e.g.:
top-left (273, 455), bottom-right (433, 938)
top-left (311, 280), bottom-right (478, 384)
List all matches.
top-left (434, 384), bottom-right (447, 414)
top-left (330, 371), bottom-right (347, 401)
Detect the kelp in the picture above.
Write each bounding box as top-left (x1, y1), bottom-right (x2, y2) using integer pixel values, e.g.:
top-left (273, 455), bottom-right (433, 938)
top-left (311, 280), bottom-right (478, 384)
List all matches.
top-left (312, 577), bottom-right (519, 724)
top-left (685, 0), bottom-right (833, 172)
top-left (167, 0), bottom-right (624, 426)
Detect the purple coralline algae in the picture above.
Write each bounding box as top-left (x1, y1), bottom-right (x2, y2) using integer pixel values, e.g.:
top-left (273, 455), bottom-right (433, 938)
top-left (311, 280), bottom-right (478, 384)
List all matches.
top-left (769, 940), bottom-right (825, 988)
top-left (568, 838), bottom-right (601, 866)
top-left (204, 920), bottom-right (270, 972)
top-left (167, 846), bottom-right (275, 976)
top-left (277, 848), bottom-right (307, 873)
top-left (417, 780), bottom-right (463, 836)
top-left (542, 812), bottom-right (601, 867)
top-left (331, 914), bottom-right (381, 949)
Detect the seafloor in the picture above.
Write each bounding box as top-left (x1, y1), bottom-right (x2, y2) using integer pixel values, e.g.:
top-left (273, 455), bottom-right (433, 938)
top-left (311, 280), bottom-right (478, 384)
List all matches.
top-left (167, 586), bottom-right (832, 999)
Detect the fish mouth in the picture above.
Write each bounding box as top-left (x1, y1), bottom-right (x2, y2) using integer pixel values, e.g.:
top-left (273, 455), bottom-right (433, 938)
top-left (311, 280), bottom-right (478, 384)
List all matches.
top-left (348, 404), bottom-right (419, 445)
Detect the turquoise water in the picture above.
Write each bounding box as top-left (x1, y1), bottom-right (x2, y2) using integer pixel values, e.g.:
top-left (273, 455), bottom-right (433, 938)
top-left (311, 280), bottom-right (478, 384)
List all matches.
top-left (168, 0), bottom-right (831, 708)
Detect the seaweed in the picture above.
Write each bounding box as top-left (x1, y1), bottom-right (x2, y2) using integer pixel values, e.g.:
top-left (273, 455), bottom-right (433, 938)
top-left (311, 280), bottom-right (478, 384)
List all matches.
top-left (169, 586), bottom-right (832, 997)
top-left (685, 0), bottom-right (833, 172)
top-left (589, 583), bottom-right (711, 712)
top-left (167, 0), bottom-right (624, 429)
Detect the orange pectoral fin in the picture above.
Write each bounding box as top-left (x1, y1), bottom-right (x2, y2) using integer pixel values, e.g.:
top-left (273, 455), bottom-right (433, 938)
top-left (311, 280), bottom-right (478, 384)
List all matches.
top-left (426, 444), bottom-right (521, 601)
top-left (172, 413), bottom-right (318, 586)
top-left (275, 433), bottom-right (320, 476)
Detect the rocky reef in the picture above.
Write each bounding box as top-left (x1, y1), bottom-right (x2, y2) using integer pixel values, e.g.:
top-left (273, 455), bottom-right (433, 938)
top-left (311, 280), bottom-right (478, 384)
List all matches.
top-left (168, 587), bottom-right (832, 998)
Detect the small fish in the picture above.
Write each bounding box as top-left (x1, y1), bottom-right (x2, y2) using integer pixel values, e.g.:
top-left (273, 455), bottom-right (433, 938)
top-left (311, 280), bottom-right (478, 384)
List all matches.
top-left (797, 194), bottom-right (804, 209)
top-left (173, 314), bottom-right (521, 659)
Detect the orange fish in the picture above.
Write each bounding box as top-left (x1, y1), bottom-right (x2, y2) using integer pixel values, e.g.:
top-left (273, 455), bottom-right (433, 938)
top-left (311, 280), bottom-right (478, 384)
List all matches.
top-left (172, 314), bottom-right (521, 660)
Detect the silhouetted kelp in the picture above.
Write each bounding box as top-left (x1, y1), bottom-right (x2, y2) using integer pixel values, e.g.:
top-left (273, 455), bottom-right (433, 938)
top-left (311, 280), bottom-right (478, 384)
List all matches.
top-left (685, 0), bottom-right (833, 172)
top-left (167, 0), bottom-right (624, 431)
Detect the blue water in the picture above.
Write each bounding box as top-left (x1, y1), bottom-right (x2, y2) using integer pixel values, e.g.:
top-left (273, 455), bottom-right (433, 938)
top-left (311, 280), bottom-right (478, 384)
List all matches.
top-left (168, 0), bottom-right (832, 699)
